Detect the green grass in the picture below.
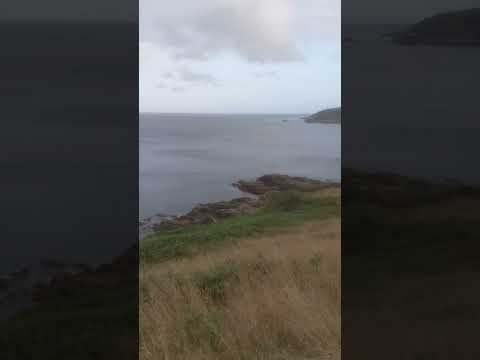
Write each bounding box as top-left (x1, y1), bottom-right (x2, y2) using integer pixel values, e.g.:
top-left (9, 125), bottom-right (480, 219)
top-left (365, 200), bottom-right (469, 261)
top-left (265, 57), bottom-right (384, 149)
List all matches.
top-left (182, 310), bottom-right (225, 352)
top-left (1, 190), bottom-right (339, 359)
top-left (192, 260), bottom-right (240, 302)
top-left (140, 191), bottom-right (340, 266)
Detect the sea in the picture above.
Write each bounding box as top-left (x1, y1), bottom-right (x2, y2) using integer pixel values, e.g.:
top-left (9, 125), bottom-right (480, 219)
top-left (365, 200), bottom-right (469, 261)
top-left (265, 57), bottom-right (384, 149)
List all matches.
top-left (140, 113), bottom-right (341, 219)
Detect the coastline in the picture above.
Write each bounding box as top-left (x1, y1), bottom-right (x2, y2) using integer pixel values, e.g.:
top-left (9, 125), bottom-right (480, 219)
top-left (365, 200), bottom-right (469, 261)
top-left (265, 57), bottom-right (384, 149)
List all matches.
top-left (139, 174), bottom-right (341, 359)
top-left (2, 174), bottom-right (337, 323)
top-left (139, 174), bottom-right (340, 240)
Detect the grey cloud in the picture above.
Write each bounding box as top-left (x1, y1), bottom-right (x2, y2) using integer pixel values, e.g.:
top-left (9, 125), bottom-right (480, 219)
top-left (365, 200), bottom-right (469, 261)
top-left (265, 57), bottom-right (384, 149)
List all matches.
top-left (140, 0), bottom-right (305, 62)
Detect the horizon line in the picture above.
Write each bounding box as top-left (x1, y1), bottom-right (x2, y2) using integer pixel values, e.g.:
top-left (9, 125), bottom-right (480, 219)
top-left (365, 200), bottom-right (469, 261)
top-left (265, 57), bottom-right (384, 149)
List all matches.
top-left (139, 111), bottom-right (312, 116)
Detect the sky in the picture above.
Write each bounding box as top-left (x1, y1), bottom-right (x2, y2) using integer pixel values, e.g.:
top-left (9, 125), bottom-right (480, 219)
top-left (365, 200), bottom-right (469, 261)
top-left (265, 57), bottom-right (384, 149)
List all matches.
top-left (140, 0), bottom-right (340, 114)
top-left (2, 0), bottom-right (476, 113)
top-left (0, 0), bottom-right (476, 23)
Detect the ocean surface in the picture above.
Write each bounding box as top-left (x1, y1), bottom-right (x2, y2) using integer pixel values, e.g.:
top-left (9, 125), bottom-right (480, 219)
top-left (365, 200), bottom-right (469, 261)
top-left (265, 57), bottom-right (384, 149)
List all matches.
top-left (140, 113), bottom-right (340, 219)
top-left (343, 25), bottom-right (480, 183)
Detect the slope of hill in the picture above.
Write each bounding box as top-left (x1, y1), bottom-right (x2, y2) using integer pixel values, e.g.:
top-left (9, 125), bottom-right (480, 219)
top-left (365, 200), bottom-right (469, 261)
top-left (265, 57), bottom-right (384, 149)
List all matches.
top-left (140, 175), bottom-right (341, 360)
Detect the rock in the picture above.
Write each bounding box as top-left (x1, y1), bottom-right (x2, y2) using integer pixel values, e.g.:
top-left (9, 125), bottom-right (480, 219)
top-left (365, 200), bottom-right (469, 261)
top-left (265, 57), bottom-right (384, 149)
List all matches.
top-left (148, 175), bottom-right (337, 233)
top-left (154, 197), bottom-right (262, 231)
top-left (233, 174), bottom-right (335, 195)
top-left (140, 214), bottom-right (174, 239)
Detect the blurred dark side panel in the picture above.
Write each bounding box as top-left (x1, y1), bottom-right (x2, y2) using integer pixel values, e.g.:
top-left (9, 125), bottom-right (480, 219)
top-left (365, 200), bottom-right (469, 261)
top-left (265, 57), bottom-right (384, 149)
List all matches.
top-left (342, 2), bottom-right (480, 359)
top-left (1, 22), bottom-right (138, 271)
top-left (0, 21), bottom-right (138, 358)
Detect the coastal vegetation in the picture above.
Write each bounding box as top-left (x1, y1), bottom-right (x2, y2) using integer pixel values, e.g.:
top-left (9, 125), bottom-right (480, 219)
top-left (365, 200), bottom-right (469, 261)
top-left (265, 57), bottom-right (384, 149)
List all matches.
top-left (140, 176), bottom-right (341, 360)
top-left (3, 170), bottom-right (479, 359)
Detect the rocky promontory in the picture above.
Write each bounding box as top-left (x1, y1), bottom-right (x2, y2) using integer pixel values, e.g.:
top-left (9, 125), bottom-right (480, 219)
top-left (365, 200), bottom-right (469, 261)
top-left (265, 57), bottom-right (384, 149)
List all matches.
top-left (304, 107), bottom-right (341, 124)
top-left (142, 174), bottom-right (337, 235)
top-left (233, 174), bottom-right (336, 195)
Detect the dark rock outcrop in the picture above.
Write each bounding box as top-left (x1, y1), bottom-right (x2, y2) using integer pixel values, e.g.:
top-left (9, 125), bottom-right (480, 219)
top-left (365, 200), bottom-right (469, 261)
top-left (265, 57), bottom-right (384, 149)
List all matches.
top-left (154, 197), bottom-right (261, 231)
top-left (148, 174), bottom-right (336, 232)
top-left (233, 174), bottom-right (335, 195)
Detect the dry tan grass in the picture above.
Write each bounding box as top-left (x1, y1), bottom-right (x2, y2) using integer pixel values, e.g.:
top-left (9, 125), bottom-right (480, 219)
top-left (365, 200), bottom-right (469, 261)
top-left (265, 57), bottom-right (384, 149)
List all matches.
top-left (309, 187), bottom-right (341, 200)
top-left (140, 218), bottom-right (340, 360)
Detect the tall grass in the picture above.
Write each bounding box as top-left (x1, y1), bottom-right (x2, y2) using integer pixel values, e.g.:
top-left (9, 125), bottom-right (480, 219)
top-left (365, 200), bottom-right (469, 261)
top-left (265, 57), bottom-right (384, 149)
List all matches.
top-left (140, 195), bottom-right (341, 360)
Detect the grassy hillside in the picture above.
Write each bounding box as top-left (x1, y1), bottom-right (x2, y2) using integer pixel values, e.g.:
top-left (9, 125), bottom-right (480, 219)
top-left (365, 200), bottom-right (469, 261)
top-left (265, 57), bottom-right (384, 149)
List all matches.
top-left (140, 187), bottom-right (341, 360)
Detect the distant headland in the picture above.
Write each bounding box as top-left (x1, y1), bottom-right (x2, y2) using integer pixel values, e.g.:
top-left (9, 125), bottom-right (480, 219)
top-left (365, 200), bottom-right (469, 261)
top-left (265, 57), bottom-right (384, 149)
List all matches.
top-left (304, 107), bottom-right (341, 124)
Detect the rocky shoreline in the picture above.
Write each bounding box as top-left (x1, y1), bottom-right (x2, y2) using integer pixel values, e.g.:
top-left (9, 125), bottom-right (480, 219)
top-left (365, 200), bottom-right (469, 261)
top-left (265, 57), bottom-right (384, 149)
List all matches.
top-left (2, 175), bottom-right (337, 321)
top-left (140, 174), bottom-right (338, 239)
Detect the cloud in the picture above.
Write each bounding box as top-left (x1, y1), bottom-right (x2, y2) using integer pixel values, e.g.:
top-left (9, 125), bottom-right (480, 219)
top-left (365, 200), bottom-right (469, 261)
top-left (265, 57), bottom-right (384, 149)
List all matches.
top-left (140, 0), bottom-right (339, 62)
top-left (178, 68), bottom-right (219, 86)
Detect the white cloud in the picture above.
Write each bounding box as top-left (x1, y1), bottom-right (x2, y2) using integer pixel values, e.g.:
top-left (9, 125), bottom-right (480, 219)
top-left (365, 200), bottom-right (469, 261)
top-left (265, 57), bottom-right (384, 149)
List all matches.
top-left (139, 0), bottom-right (340, 113)
top-left (140, 0), bottom-right (339, 63)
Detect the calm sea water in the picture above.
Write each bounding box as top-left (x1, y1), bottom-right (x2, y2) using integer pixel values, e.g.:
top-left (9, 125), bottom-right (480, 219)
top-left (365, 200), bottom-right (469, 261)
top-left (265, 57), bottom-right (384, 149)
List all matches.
top-left (140, 113), bottom-right (340, 219)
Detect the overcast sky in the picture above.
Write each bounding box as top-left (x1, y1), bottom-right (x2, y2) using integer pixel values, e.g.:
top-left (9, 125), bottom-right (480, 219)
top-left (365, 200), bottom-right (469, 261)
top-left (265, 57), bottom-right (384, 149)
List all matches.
top-left (1, 0), bottom-right (476, 23)
top-left (140, 0), bottom-right (340, 114)
top-left (3, 0), bottom-right (476, 113)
